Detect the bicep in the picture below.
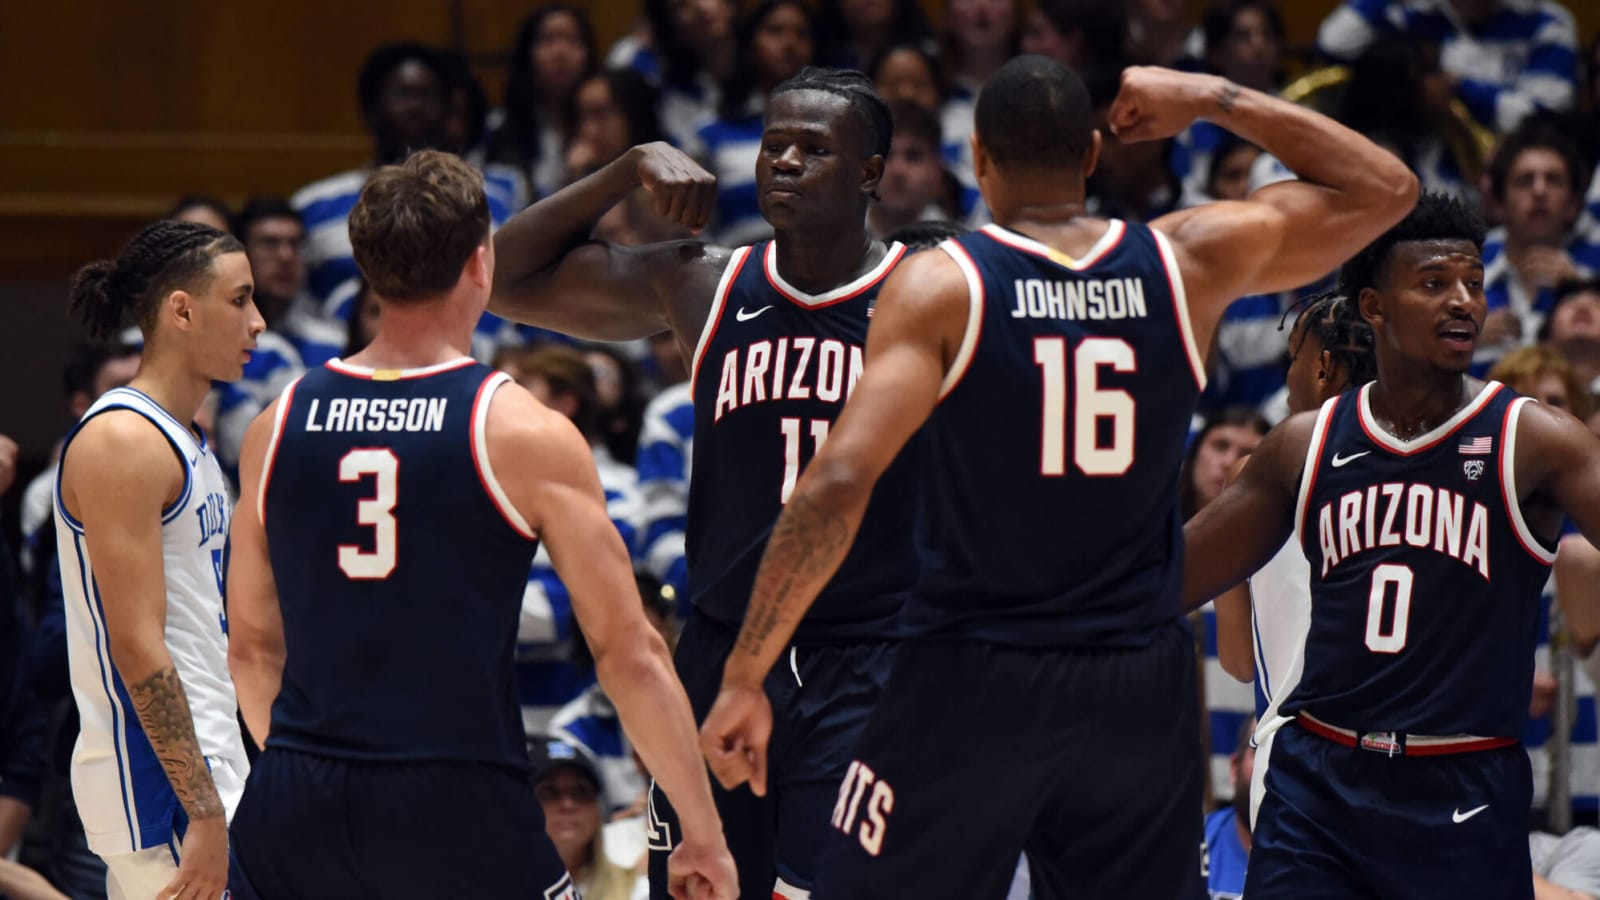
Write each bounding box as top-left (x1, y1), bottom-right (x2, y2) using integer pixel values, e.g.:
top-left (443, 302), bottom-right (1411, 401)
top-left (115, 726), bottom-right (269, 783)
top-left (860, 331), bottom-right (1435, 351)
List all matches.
top-left (490, 240), bottom-right (710, 342)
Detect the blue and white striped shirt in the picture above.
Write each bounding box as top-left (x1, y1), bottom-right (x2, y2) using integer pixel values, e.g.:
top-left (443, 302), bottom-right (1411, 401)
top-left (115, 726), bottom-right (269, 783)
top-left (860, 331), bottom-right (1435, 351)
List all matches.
top-left (695, 113), bottom-right (772, 248)
top-left (1318, 0), bottom-right (1577, 131)
top-left (635, 382), bottom-right (693, 611)
top-left (516, 448), bottom-right (645, 734)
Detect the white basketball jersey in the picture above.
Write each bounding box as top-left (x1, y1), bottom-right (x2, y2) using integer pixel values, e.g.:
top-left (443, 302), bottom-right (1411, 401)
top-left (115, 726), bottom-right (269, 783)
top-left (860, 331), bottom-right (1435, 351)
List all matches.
top-left (1248, 537), bottom-right (1313, 748)
top-left (54, 387), bottom-right (249, 857)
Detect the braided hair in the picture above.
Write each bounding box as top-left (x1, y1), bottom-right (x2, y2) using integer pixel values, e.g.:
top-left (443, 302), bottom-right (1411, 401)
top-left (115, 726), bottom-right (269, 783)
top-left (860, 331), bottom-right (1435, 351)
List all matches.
top-left (69, 220), bottom-right (244, 340)
top-left (1282, 289), bottom-right (1377, 388)
top-left (771, 67), bottom-right (894, 159)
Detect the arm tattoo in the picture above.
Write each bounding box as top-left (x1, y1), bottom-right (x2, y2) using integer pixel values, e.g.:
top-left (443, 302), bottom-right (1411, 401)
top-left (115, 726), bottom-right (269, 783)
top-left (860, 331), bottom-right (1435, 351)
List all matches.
top-left (738, 494), bottom-right (850, 657)
top-left (1217, 82), bottom-right (1242, 114)
top-left (126, 666), bottom-right (225, 820)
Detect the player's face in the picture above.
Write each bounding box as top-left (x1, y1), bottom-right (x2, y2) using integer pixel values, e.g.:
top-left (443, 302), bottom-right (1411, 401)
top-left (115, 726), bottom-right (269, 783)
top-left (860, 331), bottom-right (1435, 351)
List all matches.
top-left (757, 90), bottom-right (882, 232)
top-left (535, 769), bottom-right (602, 859)
top-left (190, 252), bottom-right (265, 383)
top-left (243, 216), bottom-right (306, 306)
top-left (1285, 318), bottom-right (1328, 415)
top-left (1363, 239), bottom-right (1485, 375)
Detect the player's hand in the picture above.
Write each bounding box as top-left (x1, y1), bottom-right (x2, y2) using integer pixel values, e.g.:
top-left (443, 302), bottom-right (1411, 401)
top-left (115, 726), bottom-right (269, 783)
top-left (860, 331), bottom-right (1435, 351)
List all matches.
top-left (630, 142), bottom-right (716, 235)
top-left (159, 815), bottom-right (228, 900)
top-left (1108, 67), bottom-right (1224, 144)
top-left (667, 835), bottom-right (738, 900)
top-left (700, 683), bottom-right (772, 796)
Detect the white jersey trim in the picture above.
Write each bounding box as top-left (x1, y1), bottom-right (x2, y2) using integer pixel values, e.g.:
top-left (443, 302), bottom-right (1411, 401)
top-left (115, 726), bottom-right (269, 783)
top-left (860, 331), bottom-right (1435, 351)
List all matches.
top-left (471, 372), bottom-right (537, 541)
top-left (762, 240), bottom-right (905, 307)
top-left (1294, 395), bottom-right (1340, 549)
top-left (979, 220), bottom-right (1125, 270)
top-left (325, 357), bottom-right (476, 380)
top-left (937, 240), bottom-right (985, 399)
top-left (1149, 228), bottom-right (1206, 391)
top-left (68, 534), bottom-right (141, 850)
top-left (1500, 396), bottom-right (1559, 565)
top-left (257, 375), bottom-right (303, 528)
top-left (1356, 380), bottom-right (1503, 455)
top-left (689, 245), bottom-right (752, 397)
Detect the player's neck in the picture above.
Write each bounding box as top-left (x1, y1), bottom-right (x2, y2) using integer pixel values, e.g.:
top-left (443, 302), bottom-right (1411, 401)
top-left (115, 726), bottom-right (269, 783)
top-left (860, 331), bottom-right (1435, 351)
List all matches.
top-left (127, 356), bottom-right (211, 439)
top-left (987, 182), bottom-right (1089, 228)
top-left (1368, 364), bottom-right (1472, 440)
top-left (770, 227), bottom-right (881, 295)
top-left (345, 303), bottom-right (474, 370)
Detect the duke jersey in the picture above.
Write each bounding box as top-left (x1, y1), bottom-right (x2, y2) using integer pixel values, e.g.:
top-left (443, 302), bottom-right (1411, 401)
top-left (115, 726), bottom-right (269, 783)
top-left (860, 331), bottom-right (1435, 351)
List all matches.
top-left (1286, 381), bottom-right (1557, 737)
top-left (902, 221), bottom-right (1205, 646)
top-left (55, 387), bottom-right (247, 857)
top-left (260, 358), bottom-right (539, 771)
top-left (688, 240), bottom-right (917, 641)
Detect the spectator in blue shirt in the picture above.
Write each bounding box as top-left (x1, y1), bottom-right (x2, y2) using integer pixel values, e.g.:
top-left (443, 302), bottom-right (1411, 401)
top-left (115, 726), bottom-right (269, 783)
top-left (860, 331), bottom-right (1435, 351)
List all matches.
top-left (1318, 0), bottom-right (1578, 132)
top-left (1202, 718), bottom-right (1255, 899)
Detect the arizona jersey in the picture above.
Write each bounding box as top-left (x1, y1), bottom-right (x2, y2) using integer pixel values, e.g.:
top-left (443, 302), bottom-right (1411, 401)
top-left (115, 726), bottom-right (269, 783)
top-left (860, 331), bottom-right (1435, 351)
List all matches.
top-left (260, 358), bottom-right (538, 771)
top-left (688, 240), bottom-right (917, 641)
top-left (1286, 382), bottom-right (1556, 737)
top-left (55, 387), bottom-right (248, 856)
top-left (902, 221), bottom-right (1205, 646)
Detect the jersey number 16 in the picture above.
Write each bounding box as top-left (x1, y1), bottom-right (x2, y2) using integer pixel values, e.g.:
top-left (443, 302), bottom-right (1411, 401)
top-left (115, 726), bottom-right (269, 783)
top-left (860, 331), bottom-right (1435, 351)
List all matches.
top-left (1033, 336), bottom-right (1136, 477)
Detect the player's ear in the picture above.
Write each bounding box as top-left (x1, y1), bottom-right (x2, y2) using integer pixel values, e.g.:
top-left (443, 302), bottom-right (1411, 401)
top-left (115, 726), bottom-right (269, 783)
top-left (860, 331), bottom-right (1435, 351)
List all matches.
top-left (1082, 130), bottom-right (1103, 181)
top-left (1358, 286), bottom-right (1383, 331)
top-left (167, 289), bottom-right (195, 332)
top-left (467, 243), bottom-right (492, 291)
top-left (861, 152), bottom-right (885, 202)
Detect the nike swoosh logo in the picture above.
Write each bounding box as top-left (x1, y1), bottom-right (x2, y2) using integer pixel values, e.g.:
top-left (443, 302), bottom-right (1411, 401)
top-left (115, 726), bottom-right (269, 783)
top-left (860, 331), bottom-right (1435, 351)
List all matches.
top-left (1452, 804), bottom-right (1489, 823)
top-left (736, 306), bottom-right (774, 322)
top-left (1331, 450), bottom-right (1371, 468)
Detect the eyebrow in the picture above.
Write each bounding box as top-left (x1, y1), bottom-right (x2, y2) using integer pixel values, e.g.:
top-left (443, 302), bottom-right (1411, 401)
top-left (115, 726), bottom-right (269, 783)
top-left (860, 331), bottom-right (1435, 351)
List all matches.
top-left (1415, 260), bottom-right (1483, 272)
top-left (763, 124), bottom-right (835, 139)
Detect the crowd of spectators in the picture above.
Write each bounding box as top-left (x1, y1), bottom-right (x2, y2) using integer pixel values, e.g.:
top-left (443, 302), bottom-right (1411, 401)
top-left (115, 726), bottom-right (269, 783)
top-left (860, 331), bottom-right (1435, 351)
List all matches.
top-left (2, 1), bottom-right (1599, 897)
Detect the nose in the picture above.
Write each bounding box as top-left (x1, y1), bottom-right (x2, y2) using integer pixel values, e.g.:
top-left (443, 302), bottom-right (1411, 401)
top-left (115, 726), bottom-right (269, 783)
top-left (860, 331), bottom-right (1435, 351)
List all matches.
top-left (773, 144), bottom-right (804, 174)
top-left (248, 303), bottom-right (267, 337)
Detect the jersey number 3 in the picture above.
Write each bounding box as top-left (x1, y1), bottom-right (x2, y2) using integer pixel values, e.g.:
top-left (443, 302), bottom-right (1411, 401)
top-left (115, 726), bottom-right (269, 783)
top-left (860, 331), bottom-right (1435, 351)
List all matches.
top-left (1033, 337), bottom-right (1135, 476)
top-left (338, 448), bottom-right (399, 580)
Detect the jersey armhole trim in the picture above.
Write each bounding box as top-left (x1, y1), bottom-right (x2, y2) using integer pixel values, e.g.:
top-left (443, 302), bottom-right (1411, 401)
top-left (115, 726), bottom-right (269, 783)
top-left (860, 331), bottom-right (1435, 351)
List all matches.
top-left (1293, 395), bottom-right (1340, 553)
top-left (56, 404), bottom-right (193, 533)
top-left (689, 246), bottom-right (752, 397)
top-left (257, 376), bottom-right (303, 529)
top-left (1499, 396), bottom-right (1559, 565)
top-left (471, 372), bottom-right (538, 541)
top-left (1150, 228), bottom-right (1207, 391)
top-left (937, 240), bottom-right (984, 399)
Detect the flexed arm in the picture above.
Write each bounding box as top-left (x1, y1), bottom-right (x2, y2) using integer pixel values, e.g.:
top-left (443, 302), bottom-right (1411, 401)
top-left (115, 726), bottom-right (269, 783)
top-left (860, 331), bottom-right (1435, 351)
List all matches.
top-left (490, 143), bottom-right (725, 342)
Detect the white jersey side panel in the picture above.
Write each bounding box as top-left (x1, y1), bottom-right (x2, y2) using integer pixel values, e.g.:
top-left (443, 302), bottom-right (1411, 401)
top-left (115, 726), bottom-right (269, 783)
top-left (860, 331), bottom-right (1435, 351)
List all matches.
top-left (1247, 538), bottom-right (1312, 743)
top-left (55, 388), bottom-right (248, 857)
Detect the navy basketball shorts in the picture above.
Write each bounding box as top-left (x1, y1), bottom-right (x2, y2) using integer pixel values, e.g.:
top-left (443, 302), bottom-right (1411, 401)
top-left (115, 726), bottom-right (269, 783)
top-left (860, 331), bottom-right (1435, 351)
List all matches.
top-left (814, 622), bottom-right (1205, 899)
top-left (1247, 721), bottom-right (1533, 899)
top-left (647, 610), bottom-right (895, 900)
top-left (229, 748), bottom-right (574, 899)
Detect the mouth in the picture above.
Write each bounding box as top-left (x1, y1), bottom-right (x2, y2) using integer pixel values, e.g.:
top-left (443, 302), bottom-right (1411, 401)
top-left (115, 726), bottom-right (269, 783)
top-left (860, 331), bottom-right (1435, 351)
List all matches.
top-left (766, 185), bottom-right (801, 199)
top-left (1437, 320), bottom-right (1477, 350)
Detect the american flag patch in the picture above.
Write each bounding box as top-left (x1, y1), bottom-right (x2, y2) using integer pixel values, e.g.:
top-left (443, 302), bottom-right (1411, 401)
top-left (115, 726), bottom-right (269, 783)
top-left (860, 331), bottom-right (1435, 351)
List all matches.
top-left (1459, 436), bottom-right (1492, 455)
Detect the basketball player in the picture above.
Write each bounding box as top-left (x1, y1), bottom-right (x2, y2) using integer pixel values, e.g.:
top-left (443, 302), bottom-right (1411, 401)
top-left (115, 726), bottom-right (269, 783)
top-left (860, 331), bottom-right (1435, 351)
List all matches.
top-left (1185, 191), bottom-right (1600, 898)
top-left (224, 151), bottom-right (734, 900)
top-left (698, 57), bottom-right (1418, 897)
top-left (1210, 291), bottom-right (1376, 686)
top-left (55, 220), bottom-right (262, 900)
top-left (491, 68), bottom-right (916, 900)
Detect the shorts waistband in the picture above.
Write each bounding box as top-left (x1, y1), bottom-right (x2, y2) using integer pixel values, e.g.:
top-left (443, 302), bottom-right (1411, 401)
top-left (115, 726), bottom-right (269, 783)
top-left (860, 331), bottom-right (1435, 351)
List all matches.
top-left (1297, 713), bottom-right (1518, 757)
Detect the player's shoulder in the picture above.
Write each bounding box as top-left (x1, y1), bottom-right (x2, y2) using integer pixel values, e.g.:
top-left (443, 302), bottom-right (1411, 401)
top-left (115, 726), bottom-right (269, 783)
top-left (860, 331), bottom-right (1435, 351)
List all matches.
top-left (65, 408), bottom-right (185, 488)
top-left (485, 376), bottom-right (587, 451)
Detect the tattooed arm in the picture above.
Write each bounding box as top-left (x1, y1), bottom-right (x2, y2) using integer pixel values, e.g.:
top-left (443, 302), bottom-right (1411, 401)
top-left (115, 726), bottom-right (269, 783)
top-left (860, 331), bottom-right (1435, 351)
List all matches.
top-left (61, 412), bottom-right (231, 898)
top-left (700, 247), bottom-right (970, 795)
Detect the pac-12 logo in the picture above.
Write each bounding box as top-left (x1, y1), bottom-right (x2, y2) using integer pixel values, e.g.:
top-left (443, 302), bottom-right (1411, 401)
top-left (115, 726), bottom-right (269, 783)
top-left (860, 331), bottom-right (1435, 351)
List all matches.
top-left (1462, 459), bottom-right (1485, 481)
top-left (831, 760), bottom-right (896, 856)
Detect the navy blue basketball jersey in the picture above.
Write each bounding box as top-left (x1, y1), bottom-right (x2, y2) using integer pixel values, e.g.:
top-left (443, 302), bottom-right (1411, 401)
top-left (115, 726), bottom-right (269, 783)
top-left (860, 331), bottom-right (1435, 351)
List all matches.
top-left (1285, 381), bottom-right (1556, 737)
top-left (688, 240), bottom-right (919, 641)
top-left (260, 358), bottom-right (538, 770)
top-left (900, 221), bottom-right (1205, 647)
